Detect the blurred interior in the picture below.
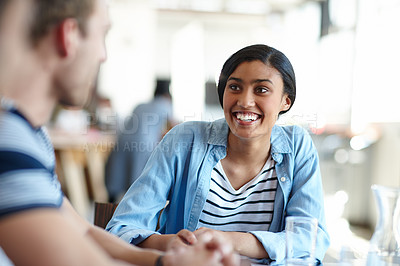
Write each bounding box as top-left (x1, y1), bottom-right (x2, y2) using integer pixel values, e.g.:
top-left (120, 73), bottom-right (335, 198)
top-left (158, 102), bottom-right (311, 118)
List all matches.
top-left (48, 0), bottom-right (400, 263)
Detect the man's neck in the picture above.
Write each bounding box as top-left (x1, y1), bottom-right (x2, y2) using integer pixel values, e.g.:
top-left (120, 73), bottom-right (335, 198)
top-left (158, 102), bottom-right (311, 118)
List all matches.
top-left (2, 66), bottom-right (57, 128)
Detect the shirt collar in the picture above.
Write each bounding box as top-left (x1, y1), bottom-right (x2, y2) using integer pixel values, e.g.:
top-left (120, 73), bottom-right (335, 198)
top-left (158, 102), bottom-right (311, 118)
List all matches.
top-left (270, 125), bottom-right (292, 154)
top-left (208, 118), bottom-right (229, 147)
top-left (0, 96), bottom-right (38, 130)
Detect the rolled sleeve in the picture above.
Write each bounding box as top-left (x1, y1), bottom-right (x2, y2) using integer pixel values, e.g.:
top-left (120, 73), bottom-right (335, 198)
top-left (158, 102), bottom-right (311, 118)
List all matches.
top-left (117, 228), bottom-right (160, 245)
top-left (250, 231), bottom-right (286, 264)
top-left (250, 224), bottom-right (329, 265)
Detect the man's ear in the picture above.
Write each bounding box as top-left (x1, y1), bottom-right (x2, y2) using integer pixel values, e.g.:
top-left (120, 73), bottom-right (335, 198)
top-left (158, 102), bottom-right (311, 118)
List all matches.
top-left (55, 18), bottom-right (79, 58)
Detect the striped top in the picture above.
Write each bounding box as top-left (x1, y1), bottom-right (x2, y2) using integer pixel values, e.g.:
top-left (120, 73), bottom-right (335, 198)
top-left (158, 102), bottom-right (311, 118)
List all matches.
top-left (0, 98), bottom-right (63, 219)
top-left (197, 156), bottom-right (277, 232)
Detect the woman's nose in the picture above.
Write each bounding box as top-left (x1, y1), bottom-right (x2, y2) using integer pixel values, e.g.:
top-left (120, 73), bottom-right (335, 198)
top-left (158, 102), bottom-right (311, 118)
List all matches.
top-left (237, 89), bottom-right (255, 108)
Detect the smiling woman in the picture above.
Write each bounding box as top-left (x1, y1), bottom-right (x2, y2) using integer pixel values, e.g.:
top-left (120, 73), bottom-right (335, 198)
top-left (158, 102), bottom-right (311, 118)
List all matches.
top-left (107, 44), bottom-right (330, 265)
top-left (217, 45), bottom-right (294, 188)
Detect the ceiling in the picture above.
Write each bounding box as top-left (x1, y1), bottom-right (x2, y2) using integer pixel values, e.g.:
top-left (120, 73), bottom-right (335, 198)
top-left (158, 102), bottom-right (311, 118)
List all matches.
top-left (153, 0), bottom-right (324, 15)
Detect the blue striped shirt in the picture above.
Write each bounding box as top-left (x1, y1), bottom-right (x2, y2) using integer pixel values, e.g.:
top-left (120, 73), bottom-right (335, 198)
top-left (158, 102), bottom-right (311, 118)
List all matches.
top-left (0, 100), bottom-right (63, 218)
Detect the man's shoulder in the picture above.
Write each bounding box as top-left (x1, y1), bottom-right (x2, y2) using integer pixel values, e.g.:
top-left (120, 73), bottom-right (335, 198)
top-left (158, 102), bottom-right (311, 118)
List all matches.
top-left (0, 111), bottom-right (41, 152)
top-left (0, 112), bottom-right (62, 217)
top-left (0, 111), bottom-right (53, 169)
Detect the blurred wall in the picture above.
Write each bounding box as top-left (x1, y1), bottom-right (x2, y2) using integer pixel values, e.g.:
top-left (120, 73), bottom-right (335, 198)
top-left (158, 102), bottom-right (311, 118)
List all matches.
top-left (98, 0), bottom-right (156, 117)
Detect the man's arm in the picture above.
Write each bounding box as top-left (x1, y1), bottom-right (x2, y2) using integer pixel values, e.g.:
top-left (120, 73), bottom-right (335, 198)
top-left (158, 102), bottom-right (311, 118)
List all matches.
top-left (0, 207), bottom-right (130, 266)
top-left (86, 225), bottom-right (163, 265)
top-left (0, 197), bottom-right (162, 266)
top-left (61, 197), bottom-right (163, 266)
top-left (60, 198), bottom-right (241, 266)
top-left (0, 198), bottom-right (241, 266)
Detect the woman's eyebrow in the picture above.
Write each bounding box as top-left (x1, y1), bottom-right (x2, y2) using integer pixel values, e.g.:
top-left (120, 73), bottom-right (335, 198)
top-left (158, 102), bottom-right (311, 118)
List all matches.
top-left (253, 79), bottom-right (274, 85)
top-left (227, 77), bottom-right (242, 83)
top-left (227, 77), bottom-right (273, 85)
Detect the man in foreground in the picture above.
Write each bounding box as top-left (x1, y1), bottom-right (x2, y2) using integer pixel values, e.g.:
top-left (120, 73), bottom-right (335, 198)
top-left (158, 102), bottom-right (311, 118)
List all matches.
top-left (0, 0), bottom-right (240, 265)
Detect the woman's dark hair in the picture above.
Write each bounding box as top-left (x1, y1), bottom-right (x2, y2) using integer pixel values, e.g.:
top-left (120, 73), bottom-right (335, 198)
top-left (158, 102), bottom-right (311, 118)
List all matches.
top-left (217, 44), bottom-right (296, 115)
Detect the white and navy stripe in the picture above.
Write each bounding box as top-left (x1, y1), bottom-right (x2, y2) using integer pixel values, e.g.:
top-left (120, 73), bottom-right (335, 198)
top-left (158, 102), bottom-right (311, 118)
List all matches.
top-left (0, 104), bottom-right (63, 218)
top-left (197, 156), bottom-right (277, 232)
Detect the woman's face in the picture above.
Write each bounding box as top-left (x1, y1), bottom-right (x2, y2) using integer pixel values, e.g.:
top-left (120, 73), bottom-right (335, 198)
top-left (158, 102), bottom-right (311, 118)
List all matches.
top-left (223, 60), bottom-right (291, 142)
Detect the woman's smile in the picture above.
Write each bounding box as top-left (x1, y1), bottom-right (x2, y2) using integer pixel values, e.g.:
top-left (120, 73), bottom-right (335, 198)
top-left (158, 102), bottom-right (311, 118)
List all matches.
top-left (223, 60), bottom-right (290, 141)
top-left (232, 111), bottom-right (262, 125)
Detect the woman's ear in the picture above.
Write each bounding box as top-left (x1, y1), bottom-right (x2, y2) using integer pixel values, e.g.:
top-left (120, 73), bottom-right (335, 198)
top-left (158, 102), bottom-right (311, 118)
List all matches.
top-left (55, 18), bottom-right (79, 58)
top-left (281, 94), bottom-right (292, 112)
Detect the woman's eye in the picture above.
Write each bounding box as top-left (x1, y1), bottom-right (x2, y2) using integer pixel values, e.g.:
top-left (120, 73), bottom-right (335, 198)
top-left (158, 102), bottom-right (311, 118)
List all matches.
top-left (256, 87), bottom-right (268, 93)
top-left (229, 84), bottom-right (240, 91)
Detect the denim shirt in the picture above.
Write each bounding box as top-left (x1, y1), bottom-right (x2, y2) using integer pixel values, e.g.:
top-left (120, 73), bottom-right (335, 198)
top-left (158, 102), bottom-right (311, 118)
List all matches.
top-left (106, 118), bottom-right (330, 265)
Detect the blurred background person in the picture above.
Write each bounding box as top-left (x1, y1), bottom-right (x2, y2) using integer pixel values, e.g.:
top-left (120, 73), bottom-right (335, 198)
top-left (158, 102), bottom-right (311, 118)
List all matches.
top-left (106, 79), bottom-right (175, 202)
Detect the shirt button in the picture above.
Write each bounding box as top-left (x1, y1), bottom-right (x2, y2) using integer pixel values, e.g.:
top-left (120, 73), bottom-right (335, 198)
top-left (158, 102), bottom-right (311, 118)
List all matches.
top-left (280, 177), bottom-right (286, 182)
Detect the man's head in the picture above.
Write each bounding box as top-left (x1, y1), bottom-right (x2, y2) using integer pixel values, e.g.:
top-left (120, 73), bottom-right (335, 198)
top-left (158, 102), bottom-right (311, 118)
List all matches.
top-left (30, 0), bottom-right (110, 107)
top-left (48, 0), bottom-right (110, 107)
top-left (1, 0), bottom-right (110, 109)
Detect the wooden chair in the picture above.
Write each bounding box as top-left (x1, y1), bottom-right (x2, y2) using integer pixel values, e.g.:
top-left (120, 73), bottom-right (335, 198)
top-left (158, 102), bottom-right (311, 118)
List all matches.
top-left (94, 202), bottom-right (118, 229)
top-left (94, 201), bottom-right (166, 230)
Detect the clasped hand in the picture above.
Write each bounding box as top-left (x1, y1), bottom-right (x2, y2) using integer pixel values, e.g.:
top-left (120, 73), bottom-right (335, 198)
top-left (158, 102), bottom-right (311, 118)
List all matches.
top-left (164, 228), bottom-right (248, 266)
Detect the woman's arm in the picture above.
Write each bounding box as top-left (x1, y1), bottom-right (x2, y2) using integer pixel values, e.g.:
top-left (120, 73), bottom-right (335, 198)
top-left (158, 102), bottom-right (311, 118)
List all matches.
top-left (106, 130), bottom-right (179, 245)
top-left (250, 126), bottom-right (330, 263)
top-left (195, 228), bottom-right (269, 259)
top-left (138, 229), bottom-right (197, 251)
top-left (283, 128), bottom-right (330, 262)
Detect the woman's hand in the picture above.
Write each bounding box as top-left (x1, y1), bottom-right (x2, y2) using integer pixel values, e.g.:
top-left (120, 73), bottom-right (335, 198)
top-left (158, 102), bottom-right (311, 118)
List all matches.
top-left (195, 228), bottom-right (245, 266)
top-left (194, 227), bottom-right (232, 247)
top-left (164, 228), bottom-right (244, 266)
top-left (167, 229), bottom-right (198, 251)
top-left (194, 227), bottom-right (269, 259)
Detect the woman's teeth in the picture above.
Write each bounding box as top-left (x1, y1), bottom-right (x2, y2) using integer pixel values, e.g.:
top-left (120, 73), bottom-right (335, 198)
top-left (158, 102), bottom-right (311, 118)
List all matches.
top-left (235, 112), bottom-right (258, 121)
